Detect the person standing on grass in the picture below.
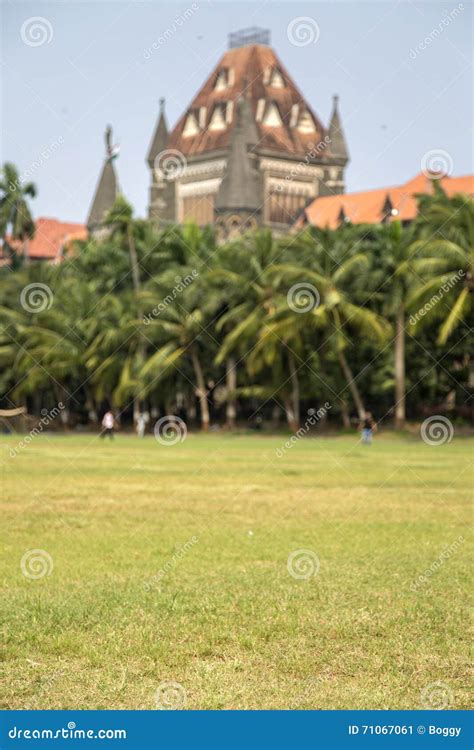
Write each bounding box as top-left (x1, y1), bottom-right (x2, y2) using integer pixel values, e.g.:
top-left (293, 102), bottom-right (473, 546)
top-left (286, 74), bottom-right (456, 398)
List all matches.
top-left (361, 411), bottom-right (377, 445)
top-left (101, 410), bottom-right (115, 439)
top-left (136, 411), bottom-right (149, 438)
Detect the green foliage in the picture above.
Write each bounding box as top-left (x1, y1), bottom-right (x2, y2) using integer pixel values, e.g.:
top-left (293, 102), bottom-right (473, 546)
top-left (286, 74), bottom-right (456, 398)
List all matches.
top-left (0, 171), bottom-right (472, 427)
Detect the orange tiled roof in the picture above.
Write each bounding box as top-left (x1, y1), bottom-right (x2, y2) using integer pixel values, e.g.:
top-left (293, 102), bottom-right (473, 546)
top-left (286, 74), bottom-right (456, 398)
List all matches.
top-left (3, 217), bottom-right (87, 262)
top-left (167, 44), bottom-right (328, 160)
top-left (301, 172), bottom-right (474, 229)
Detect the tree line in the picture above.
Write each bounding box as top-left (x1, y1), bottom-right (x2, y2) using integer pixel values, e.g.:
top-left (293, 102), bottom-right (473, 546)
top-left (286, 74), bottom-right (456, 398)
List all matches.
top-left (0, 162), bottom-right (472, 432)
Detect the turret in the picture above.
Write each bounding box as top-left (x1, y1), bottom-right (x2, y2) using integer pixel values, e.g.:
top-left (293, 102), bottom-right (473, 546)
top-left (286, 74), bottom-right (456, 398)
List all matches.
top-left (87, 125), bottom-right (118, 234)
top-left (328, 95), bottom-right (349, 164)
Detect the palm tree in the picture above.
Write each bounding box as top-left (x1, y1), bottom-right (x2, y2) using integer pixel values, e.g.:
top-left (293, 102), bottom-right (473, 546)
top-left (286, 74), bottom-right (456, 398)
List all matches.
top-left (408, 190), bottom-right (473, 344)
top-left (271, 226), bottom-right (391, 421)
top-left (0, 163), bottom-right (36, 264)
top-left (367, 220), bottom-right (416, 429)
top-left (210, 231), bottom-right (303, 429)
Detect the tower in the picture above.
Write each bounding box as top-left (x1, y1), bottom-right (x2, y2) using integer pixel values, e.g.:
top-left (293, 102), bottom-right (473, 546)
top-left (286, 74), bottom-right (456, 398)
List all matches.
top-left (146, 98), bottom-right (172, 223)
top-left (214, 89), bottom-right (262, 240)
top-left (146, 28), bottom-right (350, 232)
top-left (87, 125), bottom-right (118, 236)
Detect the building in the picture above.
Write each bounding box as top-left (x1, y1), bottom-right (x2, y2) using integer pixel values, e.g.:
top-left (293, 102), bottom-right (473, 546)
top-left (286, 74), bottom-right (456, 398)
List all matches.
top-left (146, 27), bottom-right (349, 239)
top-left (298, 172), bottom-right (474, 229)
top-left (1, 217), bottom-right (87, 265)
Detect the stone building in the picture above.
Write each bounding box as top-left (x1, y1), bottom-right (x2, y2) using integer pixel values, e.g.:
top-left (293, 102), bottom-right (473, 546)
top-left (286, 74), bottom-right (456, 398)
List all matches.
top-left (146, 27), bottom-right (349, 239)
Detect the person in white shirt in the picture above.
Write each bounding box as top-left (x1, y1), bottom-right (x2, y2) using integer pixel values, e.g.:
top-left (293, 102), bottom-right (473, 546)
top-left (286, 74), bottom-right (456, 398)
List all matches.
top-left (101, 410), bottom-right (115, 439)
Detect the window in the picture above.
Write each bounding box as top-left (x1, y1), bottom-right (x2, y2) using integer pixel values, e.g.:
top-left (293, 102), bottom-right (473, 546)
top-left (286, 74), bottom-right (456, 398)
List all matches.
top-left (209, 104), bottom-right (227, 131)
top-left (214, 68), bottom-right (234, 91)
top-left (183, 112), bottom-right (199, 137)
top-left (296, 109), bottom-right (315, 133)
top-left (263, 102), bottom-right (282, 127)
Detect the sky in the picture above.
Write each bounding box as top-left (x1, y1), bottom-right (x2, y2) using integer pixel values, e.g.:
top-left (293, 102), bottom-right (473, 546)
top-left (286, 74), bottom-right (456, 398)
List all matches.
top-left (2, 0), bottom-right (473, 223)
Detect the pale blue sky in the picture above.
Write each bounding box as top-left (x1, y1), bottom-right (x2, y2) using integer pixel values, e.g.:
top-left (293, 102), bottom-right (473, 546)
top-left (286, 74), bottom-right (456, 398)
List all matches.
top-left (2, 0), bottom-right (472, 223)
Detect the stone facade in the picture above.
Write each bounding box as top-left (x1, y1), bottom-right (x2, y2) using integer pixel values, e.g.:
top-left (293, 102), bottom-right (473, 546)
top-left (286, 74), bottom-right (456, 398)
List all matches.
top-left (146, 29), bottom-right (349, 236)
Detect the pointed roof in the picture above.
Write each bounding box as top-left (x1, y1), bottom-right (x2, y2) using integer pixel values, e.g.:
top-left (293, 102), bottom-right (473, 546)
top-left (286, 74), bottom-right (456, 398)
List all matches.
top-left (87, 126), bottom-right (118, 229)
top-left (147, 98), bottom-right (169, 167)
top-left (166, 44), bottom-right (330, 160)
top-left (328, 95), bottom-right (349, 162)
top-left (215, 93), bottom-right (261, 213)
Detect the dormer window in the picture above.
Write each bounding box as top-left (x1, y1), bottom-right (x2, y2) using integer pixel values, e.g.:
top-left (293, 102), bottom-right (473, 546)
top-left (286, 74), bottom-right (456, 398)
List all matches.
top-left (209, 103), bottom-right (227, 131)
top-left (214, 68), bottom-right (234, 91)
top-left (296, 108), bottom-right (316, 133)
top-left (269, 68), bottom-right (285, 88)
top-left (262, 101), bottom-right (282, 127)
top-left (183, 111), bottom-right (200, 137)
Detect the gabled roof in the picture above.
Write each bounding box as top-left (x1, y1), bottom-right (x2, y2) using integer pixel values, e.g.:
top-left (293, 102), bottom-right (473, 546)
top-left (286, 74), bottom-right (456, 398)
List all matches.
top-left (300, 172), bottom-right (474, 228)
top-left (166, 44), bottom-right (329, 160)
top-left (3, 218), bottom-right (87, 262)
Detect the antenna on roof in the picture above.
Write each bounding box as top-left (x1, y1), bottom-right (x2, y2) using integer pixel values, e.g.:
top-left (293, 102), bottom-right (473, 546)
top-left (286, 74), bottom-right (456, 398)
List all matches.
top-left (228, 27), bottom-right (271, 49)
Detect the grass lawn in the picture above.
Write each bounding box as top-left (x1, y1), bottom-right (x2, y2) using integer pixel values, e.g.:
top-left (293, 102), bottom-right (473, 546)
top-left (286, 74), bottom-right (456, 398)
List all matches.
top-left (0, 431), bottom-right (471, 710)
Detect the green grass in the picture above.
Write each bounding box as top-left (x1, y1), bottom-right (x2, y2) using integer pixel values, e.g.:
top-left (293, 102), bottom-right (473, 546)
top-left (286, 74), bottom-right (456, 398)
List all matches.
top-left (0, 432), bottom-right (471, 710)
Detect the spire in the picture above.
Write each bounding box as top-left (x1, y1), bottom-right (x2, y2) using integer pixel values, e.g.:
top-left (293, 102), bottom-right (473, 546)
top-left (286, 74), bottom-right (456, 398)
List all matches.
top-left (328, 95), bottom-right (349, 163)
top-left (87, 125), bottom-right (118, 229)
top-left (147, 98), bottom-right (169, 167)
top-left (215, 91), bottom-right (261, 214)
